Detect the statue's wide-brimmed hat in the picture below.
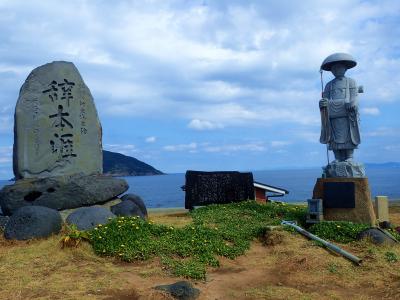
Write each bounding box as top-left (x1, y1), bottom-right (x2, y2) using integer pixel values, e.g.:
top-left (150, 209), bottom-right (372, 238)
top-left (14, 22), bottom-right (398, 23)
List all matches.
top-left (321, 53), bottom-right (357, 71)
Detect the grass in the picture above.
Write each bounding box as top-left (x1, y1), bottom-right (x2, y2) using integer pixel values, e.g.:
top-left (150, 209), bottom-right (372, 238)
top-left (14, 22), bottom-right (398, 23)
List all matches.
top-left (87, 201), bottom-right (307, 279)
top-left (1, 201), bottom-right (400, 299)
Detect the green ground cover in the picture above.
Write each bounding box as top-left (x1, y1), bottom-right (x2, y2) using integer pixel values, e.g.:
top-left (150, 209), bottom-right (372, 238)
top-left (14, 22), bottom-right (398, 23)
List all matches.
top-left (70, 201), bottom-right (398, 279)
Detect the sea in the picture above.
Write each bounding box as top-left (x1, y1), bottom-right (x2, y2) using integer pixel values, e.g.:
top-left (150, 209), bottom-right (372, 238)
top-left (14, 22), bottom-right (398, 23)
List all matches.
top-left (1, 167), bottom-right (399, 209)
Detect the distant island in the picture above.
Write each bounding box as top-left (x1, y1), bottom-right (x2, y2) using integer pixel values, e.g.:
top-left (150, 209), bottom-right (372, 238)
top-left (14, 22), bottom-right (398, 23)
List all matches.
top-left (103, 150), bottom-right (164, 176)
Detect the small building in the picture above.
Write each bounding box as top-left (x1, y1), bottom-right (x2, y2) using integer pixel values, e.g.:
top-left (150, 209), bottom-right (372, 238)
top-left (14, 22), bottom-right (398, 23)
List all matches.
top-left (253, 181), bottom-right (289, 203)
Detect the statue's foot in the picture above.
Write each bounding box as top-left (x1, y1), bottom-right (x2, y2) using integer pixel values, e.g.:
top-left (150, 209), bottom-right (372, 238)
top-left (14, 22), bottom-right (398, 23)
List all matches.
top-left (345, 158), bottom-right (354, 163)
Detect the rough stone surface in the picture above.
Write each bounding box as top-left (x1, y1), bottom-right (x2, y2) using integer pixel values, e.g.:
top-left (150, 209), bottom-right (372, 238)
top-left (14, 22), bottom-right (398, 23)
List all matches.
top-left (313, 177), bottom-right (376, 225)
top-left (4, 206), bottom-right (62, 240)
top-left (59, 197), bottom-right (122, 222)
top-left (184, 170), bottom-right (254, 210)
top-left (66, 206), bottom-right (115, 230)
top-left (13, 61), bottom-right (102, 180)
top-left (323, 161), bottom-right (365, 178)
top-left (110, 200), bottom-right (145, 219)
top-left (356, 228), bottom-right (396, 245)
top-left (154, 281), bottom-right (200, 300)
top-left (0, 216), bottom-right (9, 229)
top-left (0, 174), bottom-right (128, 215)
top-left (121, 193), bottom-right (148, 217)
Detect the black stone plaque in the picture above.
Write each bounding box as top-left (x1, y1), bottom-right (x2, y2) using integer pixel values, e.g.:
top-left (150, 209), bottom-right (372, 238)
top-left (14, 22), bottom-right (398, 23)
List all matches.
top-left (184, 170), bottom-right (254, 209)
top-left (323, 182), bottom-right (355, 208)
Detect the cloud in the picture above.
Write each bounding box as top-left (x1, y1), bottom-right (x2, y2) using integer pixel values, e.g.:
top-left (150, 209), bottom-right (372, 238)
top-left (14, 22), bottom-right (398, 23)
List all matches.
top-left (270, 141), bottom-right (291, 147)
top-left (104, 144), bottom-right (137, 155)
top-left (0, 0), bottom-right (400, 173)
top-left (162, 141), bottom-right (266, 154)
top-left (364, 127), bottom-right (399, 137)
top-left (0, 116), bottom-right (13, 134)
top-left (203, 142), bottom-right (266, 153)
top-left (384, 145), bottom-right (400, 151)
top-left (188, 119), bottom-right (223, 130)
top-left (163, 143), bottom-right (197, 152)
top-left (145, 136), bottom-right (157, 143)
top-left (361, 107), bottom-right (380, 116)
top-left (0, 146), bottom-right (12, 165)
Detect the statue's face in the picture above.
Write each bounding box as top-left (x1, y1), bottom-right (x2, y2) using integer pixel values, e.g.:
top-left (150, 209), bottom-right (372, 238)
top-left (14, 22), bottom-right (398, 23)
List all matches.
top-left (331, 63), bottom-right (347, 77)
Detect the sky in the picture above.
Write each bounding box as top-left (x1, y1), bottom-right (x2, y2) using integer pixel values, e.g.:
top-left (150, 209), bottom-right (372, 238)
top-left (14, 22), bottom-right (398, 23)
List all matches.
top-left (0, 0), bottom-right (399, 178)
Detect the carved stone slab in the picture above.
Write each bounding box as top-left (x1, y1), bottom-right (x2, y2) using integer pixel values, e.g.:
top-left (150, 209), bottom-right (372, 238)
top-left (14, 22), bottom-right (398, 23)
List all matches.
top-left (13, 61), bottom-right (102, 179)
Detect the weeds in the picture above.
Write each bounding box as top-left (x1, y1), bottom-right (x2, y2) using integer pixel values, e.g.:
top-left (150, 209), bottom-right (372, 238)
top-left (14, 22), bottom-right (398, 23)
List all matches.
top-left (60, 224), bottom-right (90, 248)
top-left (384, 251), bottom-right (398, 263)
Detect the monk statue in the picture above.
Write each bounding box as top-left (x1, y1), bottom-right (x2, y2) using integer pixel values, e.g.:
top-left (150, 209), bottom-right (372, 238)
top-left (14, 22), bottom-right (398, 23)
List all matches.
top-left (319, 53), bottom-right (365, 177)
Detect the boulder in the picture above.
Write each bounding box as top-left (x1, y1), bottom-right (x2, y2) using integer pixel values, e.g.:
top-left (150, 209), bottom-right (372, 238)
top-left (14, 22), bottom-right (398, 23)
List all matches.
top-left (66, 206), bottom-right (115, 230)
top-left (13, 61), bottom-right (102, 180)
top-left (356, 228), bottom-right (396, 245)
top-left (59, 197), bottom-right (122, 222)
top-left (154, 281), bottom-right (200, 300)
top-left (121, 193), bottom-right (148, 217)
top-left (110, 200), bottom-right (145, 219)
top-left (0, 174), bottom-right (128, 215)
top-left (4, 206), bottom-right (62, 240)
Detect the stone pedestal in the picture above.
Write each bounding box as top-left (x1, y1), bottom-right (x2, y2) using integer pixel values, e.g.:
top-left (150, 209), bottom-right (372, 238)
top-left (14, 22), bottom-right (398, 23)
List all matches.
top-left (313, 177), bottom-right (376, 225)
top-left (323, 161), bottom-right (365, 178)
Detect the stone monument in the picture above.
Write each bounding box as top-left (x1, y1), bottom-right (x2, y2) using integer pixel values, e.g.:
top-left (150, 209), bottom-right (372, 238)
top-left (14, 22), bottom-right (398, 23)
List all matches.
top-left (313, 53), bottom-right (376, 225)
top-left (13, 61), bottom-right (102, 179)
top-left (0, 61), bottom-right (128, 215)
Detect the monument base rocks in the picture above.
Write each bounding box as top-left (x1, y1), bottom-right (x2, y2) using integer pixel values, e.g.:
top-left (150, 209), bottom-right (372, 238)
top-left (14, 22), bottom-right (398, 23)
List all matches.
top-left (323, 161), bottom-right (366, 178)
top-left (0, 174), bottom-right (128, 215)
top-left (313, 177), bottom-right (376, 225)
top-left (4, 206), bottom-right (62, 240)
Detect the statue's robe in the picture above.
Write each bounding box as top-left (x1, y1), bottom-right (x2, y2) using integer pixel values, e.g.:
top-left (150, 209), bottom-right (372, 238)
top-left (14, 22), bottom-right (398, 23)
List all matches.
top-left (320, 77), bottom-right (361, 150)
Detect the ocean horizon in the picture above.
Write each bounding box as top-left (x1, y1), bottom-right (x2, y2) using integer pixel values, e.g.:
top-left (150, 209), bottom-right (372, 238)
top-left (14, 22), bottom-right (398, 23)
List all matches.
top-left (1, 166), bottom-right (399, 209)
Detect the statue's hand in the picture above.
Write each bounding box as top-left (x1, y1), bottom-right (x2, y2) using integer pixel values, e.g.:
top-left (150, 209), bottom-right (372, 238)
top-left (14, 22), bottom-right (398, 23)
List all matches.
top-left (319, 98), bottom-right (328, 109)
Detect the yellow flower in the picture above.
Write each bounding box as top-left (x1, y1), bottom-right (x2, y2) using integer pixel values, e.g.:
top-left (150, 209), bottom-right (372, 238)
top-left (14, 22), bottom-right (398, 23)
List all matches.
top-left (136, 226), bottom-right (139, 229)
top-left (98, 224), bottom-right (102, 227)
top-left (94, 228), bottom-right (98, 230)
top-left (336, 225), bottom-right (341, 228)
top-left (121, 244), bottom-right (125, 247)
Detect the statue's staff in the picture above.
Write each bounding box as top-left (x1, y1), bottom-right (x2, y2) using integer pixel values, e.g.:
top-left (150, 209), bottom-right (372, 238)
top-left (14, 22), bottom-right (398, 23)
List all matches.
top-left (319, 69), bottom-right (330, 165)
